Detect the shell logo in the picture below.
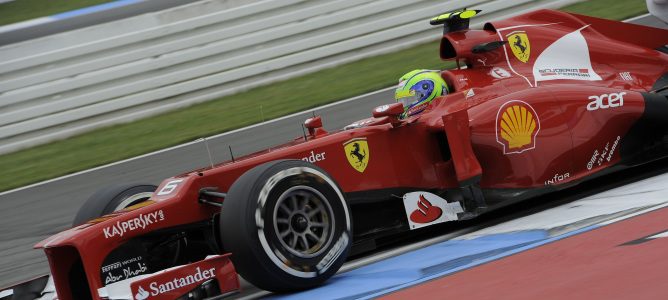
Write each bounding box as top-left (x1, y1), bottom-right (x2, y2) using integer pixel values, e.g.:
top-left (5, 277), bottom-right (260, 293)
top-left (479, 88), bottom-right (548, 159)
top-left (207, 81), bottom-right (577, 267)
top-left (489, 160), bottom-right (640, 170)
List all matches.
top-left (496, 100), bottom-right (540, 154)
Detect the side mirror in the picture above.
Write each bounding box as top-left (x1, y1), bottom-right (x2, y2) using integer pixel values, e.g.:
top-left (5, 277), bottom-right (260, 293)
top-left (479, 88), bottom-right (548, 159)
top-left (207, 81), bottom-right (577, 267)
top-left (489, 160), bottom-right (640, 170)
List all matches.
top-left (372, 103), bottom-right (404, 127)
top-left (471, 40), bottom-right (507, 53)
top-left (373, 103), bottom-right (404, 118)
top-left (304, 116), bottom-right (327, 137)
top-left (304, 116), bottom-right (322, 129)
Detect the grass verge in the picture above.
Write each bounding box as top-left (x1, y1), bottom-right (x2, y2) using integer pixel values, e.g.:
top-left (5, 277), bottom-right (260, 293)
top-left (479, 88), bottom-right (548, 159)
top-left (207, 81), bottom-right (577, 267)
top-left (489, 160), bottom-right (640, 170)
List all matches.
top-left (0, 0), bottom-right (649, 192)
top-left (0, 0), bottom-right (114, 26)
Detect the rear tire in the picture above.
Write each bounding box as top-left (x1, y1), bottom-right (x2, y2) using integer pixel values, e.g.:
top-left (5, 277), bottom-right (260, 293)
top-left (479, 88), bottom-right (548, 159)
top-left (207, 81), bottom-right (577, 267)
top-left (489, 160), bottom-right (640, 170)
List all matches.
top-left (220, 160), bottom-right (351, 292)
top-left (73, 184), bottom-right (157, 226)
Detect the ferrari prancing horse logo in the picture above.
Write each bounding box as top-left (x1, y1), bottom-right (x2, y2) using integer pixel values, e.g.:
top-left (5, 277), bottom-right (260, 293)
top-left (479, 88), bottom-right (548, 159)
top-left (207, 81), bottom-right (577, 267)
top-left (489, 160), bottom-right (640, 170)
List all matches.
top-left (507, 31), bottom-right (530, 63)
top-left (344, 138), bottom-right (369, 173)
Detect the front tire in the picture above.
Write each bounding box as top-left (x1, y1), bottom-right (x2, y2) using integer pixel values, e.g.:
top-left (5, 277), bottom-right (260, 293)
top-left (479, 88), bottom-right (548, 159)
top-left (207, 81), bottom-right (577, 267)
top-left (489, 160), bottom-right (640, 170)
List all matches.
top-left (220, 160), bottom-right (351, 292)
top-left (73, 184), bottom-right (156, 226)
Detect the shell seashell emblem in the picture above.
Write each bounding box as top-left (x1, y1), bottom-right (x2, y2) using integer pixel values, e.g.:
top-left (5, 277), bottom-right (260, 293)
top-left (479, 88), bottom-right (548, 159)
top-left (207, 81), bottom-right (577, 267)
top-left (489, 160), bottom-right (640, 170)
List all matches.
top-left (496, 100), bottom-right (540, 154)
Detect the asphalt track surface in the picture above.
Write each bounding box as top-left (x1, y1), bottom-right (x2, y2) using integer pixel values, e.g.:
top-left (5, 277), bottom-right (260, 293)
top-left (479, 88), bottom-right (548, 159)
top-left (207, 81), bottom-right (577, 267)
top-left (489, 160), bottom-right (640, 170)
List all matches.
top-left (382, 205), bottom-right (668, 300)
top-left (0, 13), bottom-right (665, 292)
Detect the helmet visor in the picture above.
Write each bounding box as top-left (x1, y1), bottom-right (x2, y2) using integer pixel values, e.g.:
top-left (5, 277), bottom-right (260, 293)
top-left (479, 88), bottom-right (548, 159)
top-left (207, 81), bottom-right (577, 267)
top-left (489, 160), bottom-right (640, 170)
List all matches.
top-left (397, 93), bottom-right (420, 110)
top-left (395, 89), bottom-right (420, 110)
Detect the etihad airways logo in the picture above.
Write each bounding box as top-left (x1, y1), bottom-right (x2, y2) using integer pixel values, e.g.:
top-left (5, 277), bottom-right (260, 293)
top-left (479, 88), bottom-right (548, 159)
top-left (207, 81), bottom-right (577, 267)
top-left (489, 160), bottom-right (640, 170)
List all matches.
top-left (103, 210), bottom-right (165, 239)
top-left (134, 266), bottom-right (216, 300)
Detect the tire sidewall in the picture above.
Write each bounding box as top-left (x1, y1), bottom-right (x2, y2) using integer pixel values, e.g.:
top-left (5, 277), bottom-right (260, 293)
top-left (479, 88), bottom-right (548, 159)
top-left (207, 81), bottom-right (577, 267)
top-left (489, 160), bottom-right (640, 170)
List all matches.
top-left (256, 164), bottom-right (351, 279)
top-left (221, 160), bottom-right (352, 291)
top-left (73, 184), bottom-right (157, 226)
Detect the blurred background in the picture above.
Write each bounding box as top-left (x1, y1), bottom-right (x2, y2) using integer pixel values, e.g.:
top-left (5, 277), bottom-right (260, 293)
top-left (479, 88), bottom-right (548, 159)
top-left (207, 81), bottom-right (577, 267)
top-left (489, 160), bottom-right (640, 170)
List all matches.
top-left (0, 0), bottom-right (651, 193)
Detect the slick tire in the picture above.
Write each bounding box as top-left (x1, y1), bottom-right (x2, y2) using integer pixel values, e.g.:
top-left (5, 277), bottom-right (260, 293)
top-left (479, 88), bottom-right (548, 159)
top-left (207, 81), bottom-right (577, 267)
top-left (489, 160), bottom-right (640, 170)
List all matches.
top-left (220, 160), bottom-right (352, 292)
top-left (73, 184), bottom-right (157, 226)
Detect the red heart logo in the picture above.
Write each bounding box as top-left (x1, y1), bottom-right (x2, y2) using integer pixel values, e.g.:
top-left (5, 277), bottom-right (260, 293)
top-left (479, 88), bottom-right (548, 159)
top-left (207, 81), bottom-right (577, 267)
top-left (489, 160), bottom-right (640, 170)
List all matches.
top-left (410, 194), bottom-right (443, 224)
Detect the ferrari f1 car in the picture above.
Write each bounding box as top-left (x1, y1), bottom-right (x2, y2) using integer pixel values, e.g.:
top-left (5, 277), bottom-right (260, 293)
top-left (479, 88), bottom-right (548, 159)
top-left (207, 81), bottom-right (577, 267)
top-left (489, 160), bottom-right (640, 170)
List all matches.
top-left (31, 7), bottom-right (668, 300)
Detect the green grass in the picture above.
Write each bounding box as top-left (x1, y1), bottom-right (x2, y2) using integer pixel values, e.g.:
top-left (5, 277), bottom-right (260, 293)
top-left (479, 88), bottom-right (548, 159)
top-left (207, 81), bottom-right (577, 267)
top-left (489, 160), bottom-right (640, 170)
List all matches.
top-left (0, 0), bottom-right (649, 192)
top-left (0, 0), bottom-right (114, 26)
top-left (561, 0), bottom-right (648, 20)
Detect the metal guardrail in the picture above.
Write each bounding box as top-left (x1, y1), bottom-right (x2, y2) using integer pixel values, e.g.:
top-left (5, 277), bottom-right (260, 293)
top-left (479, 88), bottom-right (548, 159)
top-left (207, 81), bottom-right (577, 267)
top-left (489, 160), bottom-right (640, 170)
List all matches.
top-left (0, 0), bottom-right (579, 155)
top-left (0, 0), bottom-right (201, 46)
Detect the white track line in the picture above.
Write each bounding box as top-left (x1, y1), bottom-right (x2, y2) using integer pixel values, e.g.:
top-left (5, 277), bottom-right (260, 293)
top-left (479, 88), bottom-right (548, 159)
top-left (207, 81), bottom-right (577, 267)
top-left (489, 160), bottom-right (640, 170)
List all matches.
top-left (0, 86), bottom-right (395, 197)
top-left (624, 13), bottom-right (651, 23)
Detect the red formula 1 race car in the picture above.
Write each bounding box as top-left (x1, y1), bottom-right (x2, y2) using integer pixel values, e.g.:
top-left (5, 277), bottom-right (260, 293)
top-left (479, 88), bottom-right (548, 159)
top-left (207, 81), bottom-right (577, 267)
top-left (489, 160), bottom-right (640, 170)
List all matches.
top-left (29, 8), bottom-right (668, 300)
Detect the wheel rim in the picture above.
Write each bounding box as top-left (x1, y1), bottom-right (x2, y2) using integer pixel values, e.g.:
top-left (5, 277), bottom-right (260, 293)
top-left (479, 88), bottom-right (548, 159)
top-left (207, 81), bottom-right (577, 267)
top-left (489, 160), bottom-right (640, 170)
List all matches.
top-left (112, 191), bottom-right (153, 212)
top-left (273, 186), bottom-right (334, 258)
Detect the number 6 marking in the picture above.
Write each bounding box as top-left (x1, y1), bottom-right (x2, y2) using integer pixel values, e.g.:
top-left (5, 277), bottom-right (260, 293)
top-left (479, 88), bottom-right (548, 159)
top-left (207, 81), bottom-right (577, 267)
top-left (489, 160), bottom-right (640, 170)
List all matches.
top-left (157, 179), bottom-right (184, 196)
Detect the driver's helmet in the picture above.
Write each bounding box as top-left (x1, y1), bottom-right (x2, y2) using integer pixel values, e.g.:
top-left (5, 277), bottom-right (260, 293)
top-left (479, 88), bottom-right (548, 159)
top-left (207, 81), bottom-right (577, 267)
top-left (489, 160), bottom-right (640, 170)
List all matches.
top-left (394, 69), bottom-right (449, 118)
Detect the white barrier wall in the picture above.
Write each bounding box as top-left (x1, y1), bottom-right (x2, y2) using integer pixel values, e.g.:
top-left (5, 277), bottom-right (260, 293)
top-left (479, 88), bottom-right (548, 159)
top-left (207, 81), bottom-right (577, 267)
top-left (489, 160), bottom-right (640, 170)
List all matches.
top-left (0, 0), bottom-right (578, 154)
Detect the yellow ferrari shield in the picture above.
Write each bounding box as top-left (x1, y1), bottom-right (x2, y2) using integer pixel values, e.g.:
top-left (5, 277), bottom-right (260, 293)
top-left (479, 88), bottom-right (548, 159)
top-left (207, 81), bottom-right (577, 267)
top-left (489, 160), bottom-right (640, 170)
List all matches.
top-left (343, 138), bottom-right (369, 173)
top-left (507, 31), bottom-right (530, 63)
